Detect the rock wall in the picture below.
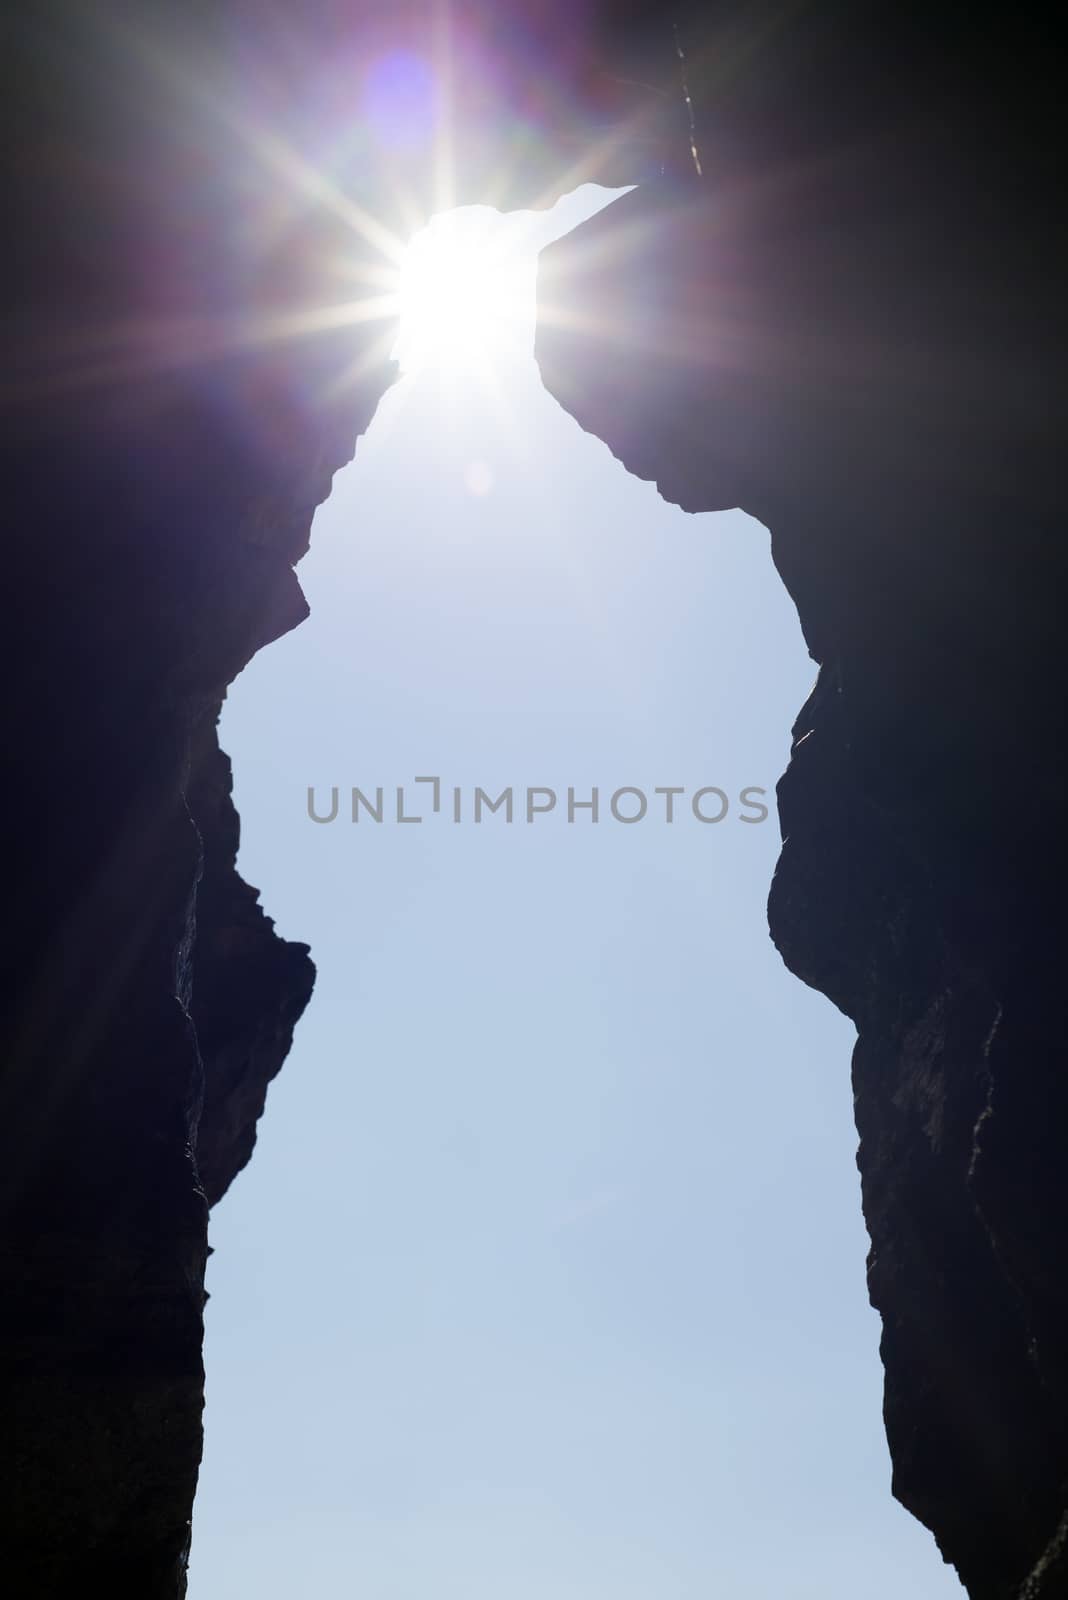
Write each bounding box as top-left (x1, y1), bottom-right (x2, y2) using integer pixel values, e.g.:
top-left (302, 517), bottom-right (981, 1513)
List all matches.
top-left (2, 6), bottom-right (394, 1590)
top-left (536, 10), bottom-right (1068, 1596)
top-left (1, 3), bottom-right (666, 1588)
top-left (2, 3), bottom-right (1065, 1595)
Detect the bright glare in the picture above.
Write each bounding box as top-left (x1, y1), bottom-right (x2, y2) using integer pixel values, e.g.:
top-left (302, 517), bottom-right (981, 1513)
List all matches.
top-left (392, 211), bottom-right (532, 374)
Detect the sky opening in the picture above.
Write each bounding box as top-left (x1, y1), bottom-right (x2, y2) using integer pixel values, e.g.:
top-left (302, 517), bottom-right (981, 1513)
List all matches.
top-left (192, 188), bottom-right (962, 1599)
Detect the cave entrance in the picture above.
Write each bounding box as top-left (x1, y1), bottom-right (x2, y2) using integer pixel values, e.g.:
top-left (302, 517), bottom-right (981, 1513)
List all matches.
top-left (192, 193), bottom-right (953, 1598)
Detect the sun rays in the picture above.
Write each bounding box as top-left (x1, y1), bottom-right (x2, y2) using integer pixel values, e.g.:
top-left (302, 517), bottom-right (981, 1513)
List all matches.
top-left (16, 8), bottom-right (665, 412)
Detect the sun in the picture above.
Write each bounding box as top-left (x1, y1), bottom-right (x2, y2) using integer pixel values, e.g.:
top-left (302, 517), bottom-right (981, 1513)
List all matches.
top-left (392, 210), bottom-right (533, 374)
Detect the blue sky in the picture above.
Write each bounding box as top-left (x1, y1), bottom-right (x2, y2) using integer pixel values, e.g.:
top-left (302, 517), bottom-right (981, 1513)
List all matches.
top-left (191, 187), bottom-right (963, 1598)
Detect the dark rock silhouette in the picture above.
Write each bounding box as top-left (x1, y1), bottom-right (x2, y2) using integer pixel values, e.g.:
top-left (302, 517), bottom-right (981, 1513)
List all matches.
top-left (2, 3), bottom-right (1065, 1595)
top-left (537, 13), bottom-right (1068, 1598)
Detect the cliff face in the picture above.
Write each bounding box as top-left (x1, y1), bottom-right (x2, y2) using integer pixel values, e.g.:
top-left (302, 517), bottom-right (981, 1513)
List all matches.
top-left (536, 14), bottom-right (1068, 1597)
top-left (2, 5), bottom-right (664, 1588)
top-left (2, 8), bottom-right (394, 1589)
top-left (2, 280), bottom-right (388, 1596)
top-left (3, 2), bottom-right (1067, 1595)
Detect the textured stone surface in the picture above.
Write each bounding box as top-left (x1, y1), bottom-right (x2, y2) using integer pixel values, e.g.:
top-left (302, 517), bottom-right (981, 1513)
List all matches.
top-left (536, 13), bottom-right (1068, 1595)
top-left (2, 8), bottom-right (395, 1590)
top-left (1, 3), bottom-right (676, 1588)
top-left (187, 721), bottom-right (316, 1209)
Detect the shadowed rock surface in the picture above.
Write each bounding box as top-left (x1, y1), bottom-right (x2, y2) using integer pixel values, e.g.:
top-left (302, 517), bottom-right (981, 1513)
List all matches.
top-left (2, 3), bottom-right (1066, 1595)
top-left (2, 6), bottom-right (669, 1590)
top-left (537, 12), bottom-right (1068, 1597)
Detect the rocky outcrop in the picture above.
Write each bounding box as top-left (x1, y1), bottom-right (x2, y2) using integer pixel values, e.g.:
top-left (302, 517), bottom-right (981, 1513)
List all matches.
top-left (1, 1), bottom-right (654, 1584)
top-left (187, 724), bottom-right (316, 1208)
top-left (1, 321), bottom-right (388, 1596)
top-left (2, 7), bottom-right (396, 1588)
top-left (536, 11), bottom-right (1068, 1596)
